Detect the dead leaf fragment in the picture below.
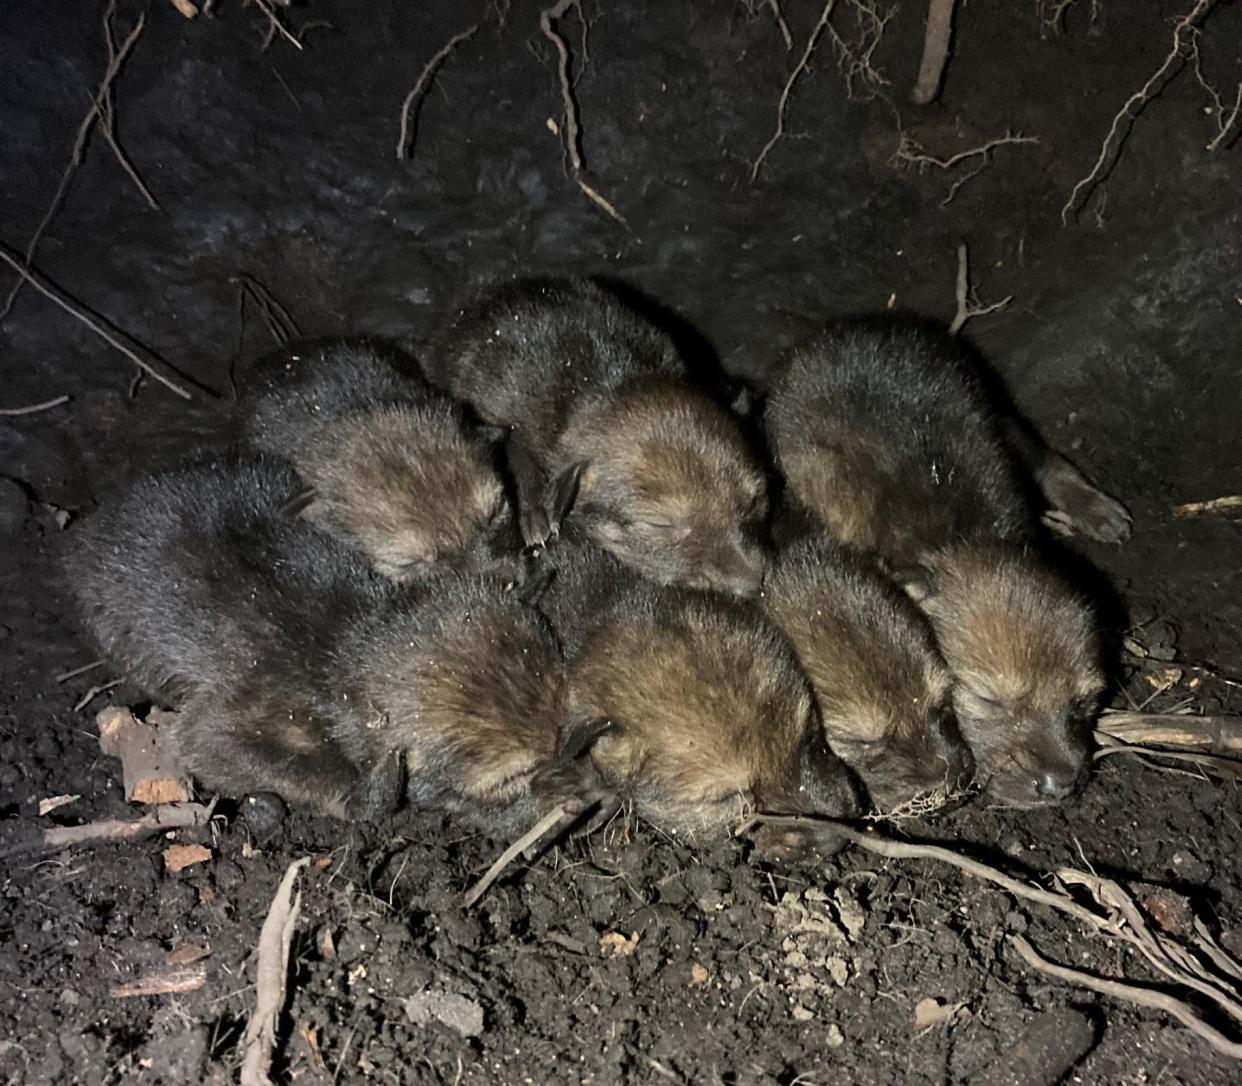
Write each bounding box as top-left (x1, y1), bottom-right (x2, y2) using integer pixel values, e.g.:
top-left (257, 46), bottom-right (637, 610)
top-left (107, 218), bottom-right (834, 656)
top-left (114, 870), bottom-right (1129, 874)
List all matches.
top-left (166, 943), bottom-right (211, 967)
top-left (318, 926), bottom-right (337, 961)
top-left (598, 931), bottom-right (640, 958)
top-left (163, 842), bottom-right (212, 872)
top-left (690, 962), bottom-right (709, 985)
top-left (913, 996), bottom-right (966, 1031)
top-left (97, 705), bottom-right (192, 804)
top-left (38, 794), bottom-right (80, 816)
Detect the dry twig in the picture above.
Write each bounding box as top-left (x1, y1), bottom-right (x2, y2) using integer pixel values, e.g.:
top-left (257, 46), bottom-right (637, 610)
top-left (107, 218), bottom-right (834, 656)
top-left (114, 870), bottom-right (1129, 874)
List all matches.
top-left (0, 800), bottom-right (215, 860)
top-left (949, 241), bottom-right (1010, 335)
top-left (539, 0), bottom-right (625, 224)
top-left (396, 23), bottom-right (480, 159)
top-left (1173, 495), bottom-right (1242, 519)
top-left (55, 659), bottom-right (106, 684)
top-left (0, 245), bottom-right (193, 401)
top-left (1, 2), bottom-right (152, 319)
top-left (0, 395), bottom-right (70, 417)
top-left (911, 0), bottom-right (956, 105)
top-left (1097, 709), bottom-right (1242, 753)
top-left (464, 803), bottom-right (571, 908)
top-left (111, 967), bottom-right (207, 999)
top-left (73, 679), bottom-right (122, 712)
top-left (1061, 0), bottom-right (1216, 223)
top-left (240, 857), bottom-right (311, 1086)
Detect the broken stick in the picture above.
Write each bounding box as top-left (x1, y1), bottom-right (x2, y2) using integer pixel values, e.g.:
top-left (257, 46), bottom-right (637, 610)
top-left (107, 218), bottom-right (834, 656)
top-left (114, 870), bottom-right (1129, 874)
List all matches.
top-left (240, 856), bottom-right (311, 1086)
top-left (1173, 495), bottom-right (1242, 519)
top-left (911, 0), bottom-right (956, 105)
top-left (111, 966), bottom-right (207, 999)
top-left (464, 803), bottom-right (570, 908)
top-left (0, 800), bottom-right (215, 860)
top-left (0, 245), bottom-right (193, 401)
top-left (1096, 709), bottom-right (1242, 754)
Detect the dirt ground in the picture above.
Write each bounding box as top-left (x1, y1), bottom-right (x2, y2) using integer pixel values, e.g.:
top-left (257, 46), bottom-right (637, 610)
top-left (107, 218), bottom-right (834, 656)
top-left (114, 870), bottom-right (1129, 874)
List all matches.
top-left (1, 1), bottom-right (1240, 1083)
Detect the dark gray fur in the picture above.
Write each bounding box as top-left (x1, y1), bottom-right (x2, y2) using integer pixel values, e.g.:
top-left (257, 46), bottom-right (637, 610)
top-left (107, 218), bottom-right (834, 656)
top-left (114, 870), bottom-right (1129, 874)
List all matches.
top-left (63, 456), bottom-right (384, 703)
top-left (237, 338), bottom-right (522, 582)
top-left (765, 316), bottom-right (1032, 565)
top-left (65, 458), bottom-right (598, 827)
top-left (424, 279), bottom-right (685, 456)
top-left (427, 278), bottom-right (767, 595)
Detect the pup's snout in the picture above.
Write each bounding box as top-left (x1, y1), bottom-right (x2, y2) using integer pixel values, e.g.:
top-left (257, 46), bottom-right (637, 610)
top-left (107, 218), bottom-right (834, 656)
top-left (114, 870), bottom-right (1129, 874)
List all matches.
top-left (1036, 764), bottom-right (1082, 802)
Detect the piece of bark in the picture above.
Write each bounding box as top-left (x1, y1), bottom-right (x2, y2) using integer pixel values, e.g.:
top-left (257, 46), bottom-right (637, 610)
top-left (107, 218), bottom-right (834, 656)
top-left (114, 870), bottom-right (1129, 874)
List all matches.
top-left (1097, 710), bottom-right (1242, 754)
top-left (96, 705), bottom-right (192, 804)
top-left (164, 842), bottom-right (212, 872)
top-left (111, 966), bottom-right (207, 998)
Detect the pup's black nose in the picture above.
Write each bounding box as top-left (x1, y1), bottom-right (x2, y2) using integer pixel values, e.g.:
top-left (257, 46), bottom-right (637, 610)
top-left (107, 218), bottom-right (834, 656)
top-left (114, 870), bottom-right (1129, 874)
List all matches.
top-left (1035, 767), bottom-right (1079, 801)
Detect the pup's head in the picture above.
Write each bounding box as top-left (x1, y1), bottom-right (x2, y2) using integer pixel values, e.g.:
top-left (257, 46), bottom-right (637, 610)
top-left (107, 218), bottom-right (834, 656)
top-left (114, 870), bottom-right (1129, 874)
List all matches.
top-left (559, 378), bottom-right (767, 596)
top-left (305, 407), bottom-right (508, 582)
top-left (762, 540), bottom-right (973, 813)
top-left (900, 544), bottom-right (1105, 808)
top-left (566, 590), bottom-right (859, 838)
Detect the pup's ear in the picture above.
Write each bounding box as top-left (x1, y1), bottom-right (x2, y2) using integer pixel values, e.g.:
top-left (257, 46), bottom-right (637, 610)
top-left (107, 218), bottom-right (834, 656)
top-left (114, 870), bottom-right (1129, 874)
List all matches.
top-left (726, 377), bottom-right (762, 419)
top-left (546, 460), bottom-right (588, 536)
top-left (889, 563), bottom-right (936, 605)
top-left (278, 486), bottom-right (319, 520)
top-left (556, 715), bottom-right (617, 761)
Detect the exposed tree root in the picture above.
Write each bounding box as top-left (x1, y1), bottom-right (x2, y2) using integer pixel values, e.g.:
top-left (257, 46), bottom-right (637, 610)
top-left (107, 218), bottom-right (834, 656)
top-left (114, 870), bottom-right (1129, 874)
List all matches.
top-left (1061, 0), bottom-right (1216, 223)
top-left (911, 0), bottom-right (956, 105)
top-left (948, 241), bottom-right (1010, 336)
top-left (539, 0), bottom-right (625, 224)
top-left (1, 1), bottom-right (153, 320)
top-left (741, 815), bottom-right (1242, 1059)
top-left (396, 23), bottom-right (480, 159)
top-left (240, 857), bottom-right (311, 1086)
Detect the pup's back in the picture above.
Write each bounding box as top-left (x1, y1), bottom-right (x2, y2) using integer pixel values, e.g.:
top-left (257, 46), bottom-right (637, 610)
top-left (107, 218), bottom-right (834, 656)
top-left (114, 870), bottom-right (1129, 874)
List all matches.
top-left (238, 340), bottom-right (510, 581)
top-left (425, 278), bottom-right (685, 456)
top-left (765, 317), bottom-right (1031, 566)
top-left (64, 456), bottom-right (383, 703)
top-left (328, 570), bottom-right (587, 833)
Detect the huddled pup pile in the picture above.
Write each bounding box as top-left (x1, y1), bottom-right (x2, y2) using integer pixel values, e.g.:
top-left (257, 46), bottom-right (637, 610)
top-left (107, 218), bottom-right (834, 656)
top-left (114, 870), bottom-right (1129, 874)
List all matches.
top-left (65, 278), bottom-right (1127, 854)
